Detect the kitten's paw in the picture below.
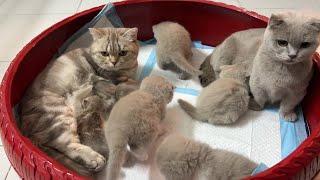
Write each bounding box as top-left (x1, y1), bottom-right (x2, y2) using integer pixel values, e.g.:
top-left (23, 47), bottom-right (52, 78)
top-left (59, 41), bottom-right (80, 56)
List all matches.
top-left (280, 111), bottom-right (298, 122)
top-left (84, 151), bottom-right (106, 172)
top-left (248, 99), bottom-right (263, 111)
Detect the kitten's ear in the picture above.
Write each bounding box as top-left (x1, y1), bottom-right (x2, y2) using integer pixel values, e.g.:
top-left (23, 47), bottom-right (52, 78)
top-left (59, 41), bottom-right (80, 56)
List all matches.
top-left (122, 28), bottom-right (138, 42)
top-left (89, 28), bottom-right (105, 40)
top-left (308, 18), bottom-right (320, 32)
top-left (269, 14), bottom-right (285, 29)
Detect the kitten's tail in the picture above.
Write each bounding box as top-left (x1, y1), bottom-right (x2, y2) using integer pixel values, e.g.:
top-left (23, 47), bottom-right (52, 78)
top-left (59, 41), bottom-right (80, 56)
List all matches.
top-left (170, 53), bottom-right (203, 77)
top-left (106, 144), bottom-right (127, 180)
top-left (178, 99), bottom-right (205, 121)
top-left (40, 145), bottom-right (92, 176)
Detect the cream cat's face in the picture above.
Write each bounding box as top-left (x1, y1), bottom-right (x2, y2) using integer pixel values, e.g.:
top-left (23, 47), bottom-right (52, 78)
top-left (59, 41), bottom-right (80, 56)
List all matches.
top-left (264, 12), bottom-right (320, 64)
top-left (89, 28), bottom-right (139, 70)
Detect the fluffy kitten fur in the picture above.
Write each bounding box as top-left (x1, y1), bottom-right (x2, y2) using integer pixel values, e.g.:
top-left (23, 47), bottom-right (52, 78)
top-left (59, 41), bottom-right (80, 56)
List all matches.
top-left (105, 76), bottom-right (174, 180)
top-left (156, 134), bottom-right (257, 180)
top-left (153, 21), bottom-right (202, 79)
top-left (20, 27), bottom-right (139, 175)
top-left (250, 12), bottom-right (320, 121)
top-left (179, 63), bottom-right (249, 125)
top-left (199, 28), bottom-right (264, 87)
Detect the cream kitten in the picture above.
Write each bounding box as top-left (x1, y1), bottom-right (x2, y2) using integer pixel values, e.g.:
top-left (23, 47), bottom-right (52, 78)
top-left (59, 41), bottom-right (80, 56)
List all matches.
top-left (179, 63), bottom-right (249, 125)
top-left (153, 21), bottom-right (202, 79)
top-left (105, 76), bottom-right (174, 180)
top-left (156, 134), bottom-right (257, 180)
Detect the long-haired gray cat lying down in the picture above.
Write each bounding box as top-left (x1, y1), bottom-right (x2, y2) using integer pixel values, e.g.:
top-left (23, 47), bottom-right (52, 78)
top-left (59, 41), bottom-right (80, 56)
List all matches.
top-left (105, 76), bottom-right (175, 180)
top-left (153, 21), bottom-right (202, 79)
top-left (20, 27), bottom-right (139, 175)
top-left (156, 134), bottom-right (257, 180)
top-left (199, 12), bottom-right (320, 121)
top-left (179, 63), bottom-right (249, 125)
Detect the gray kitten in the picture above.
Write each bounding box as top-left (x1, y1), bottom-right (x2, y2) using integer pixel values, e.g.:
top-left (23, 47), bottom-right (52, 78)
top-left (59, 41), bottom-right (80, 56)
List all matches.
top-left (179, 63), bottom-right (249, 125)
top-left (105, 76), bottom-right (174, 180)
top-left (250, 12), bottom-right (320, 121)
top-left (156, 134), bottom-right (257, 180)
top-left (20, 27), bottom-right (139, 175)
top-left (199, 28), bottom-right (264, 87)
top-left (153, 21), bottom-right (202, 80)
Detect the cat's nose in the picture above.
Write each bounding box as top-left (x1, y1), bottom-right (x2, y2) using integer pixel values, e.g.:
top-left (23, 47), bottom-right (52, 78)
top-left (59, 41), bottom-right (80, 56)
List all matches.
top-left (110, 58), bottom-right (117, 65)
top-left (288, 54), bottom-right (297, 59)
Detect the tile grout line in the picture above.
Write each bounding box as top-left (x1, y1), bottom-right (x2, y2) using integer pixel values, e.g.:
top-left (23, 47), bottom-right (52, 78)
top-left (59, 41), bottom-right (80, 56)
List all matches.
top-left (4, 166), bottom-right (11, 180)
top-left (76, 0), bottom-right (83, 13)
top-left (0, 0), bottom-right (7, 7)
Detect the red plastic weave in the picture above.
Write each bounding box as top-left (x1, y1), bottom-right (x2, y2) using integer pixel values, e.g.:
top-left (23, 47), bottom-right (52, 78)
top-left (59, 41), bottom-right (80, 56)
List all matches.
top-left (0, 0), bottom-right (320, 179)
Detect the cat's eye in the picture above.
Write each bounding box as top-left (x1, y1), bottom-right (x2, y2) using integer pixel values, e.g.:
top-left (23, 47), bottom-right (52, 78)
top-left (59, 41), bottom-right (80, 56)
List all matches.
top-left (100, 51), bottom-right (109, 57)
top-left (119, 51), bottom-right (127, 56)
top-left (277, 40), bottom-right (288, 47)
top-left (300, 42), bottom-right (311, 48)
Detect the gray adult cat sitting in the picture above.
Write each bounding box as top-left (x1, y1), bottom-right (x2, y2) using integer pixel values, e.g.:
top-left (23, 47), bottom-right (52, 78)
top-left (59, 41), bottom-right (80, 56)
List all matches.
top-left (198, 12), bottom-right (320, 121)
top-left (250, 12), bottom-right (320, 121)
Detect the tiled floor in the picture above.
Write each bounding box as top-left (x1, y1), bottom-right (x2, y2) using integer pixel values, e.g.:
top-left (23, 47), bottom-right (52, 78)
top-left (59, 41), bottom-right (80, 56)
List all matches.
top-left (0, 0), bottom-right (319, 179)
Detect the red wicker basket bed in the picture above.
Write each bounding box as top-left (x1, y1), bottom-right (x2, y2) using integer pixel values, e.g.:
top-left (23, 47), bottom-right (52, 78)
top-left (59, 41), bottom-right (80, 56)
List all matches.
top-left (1, 0), bottom-right (320, 179)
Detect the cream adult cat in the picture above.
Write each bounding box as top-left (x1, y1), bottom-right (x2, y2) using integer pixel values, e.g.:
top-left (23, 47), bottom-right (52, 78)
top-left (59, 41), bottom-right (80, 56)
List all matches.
top-left (105, 76), bottom-right (174, 180)
top-left (156, 134), bottom-right (257, 180)
top-left (20, 27), bottom-right (139, 175)
top-left (198, 12), bottom-right (320, 121)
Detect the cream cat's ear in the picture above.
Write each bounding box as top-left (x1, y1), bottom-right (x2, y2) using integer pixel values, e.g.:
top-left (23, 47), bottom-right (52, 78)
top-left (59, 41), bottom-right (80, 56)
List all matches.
top-left (89, 28), bottom-right (105, 40)
top-left (269, 14), bottom-right (285, 29)
top-left (122, 27), bottom-right (138, 42)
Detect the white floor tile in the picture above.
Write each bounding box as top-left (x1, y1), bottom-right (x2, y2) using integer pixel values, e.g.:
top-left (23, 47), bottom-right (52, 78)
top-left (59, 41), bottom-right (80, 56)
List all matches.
top-left (210, 0), bottom-right (241, 6)
top-left (0, 14), bottom-right (72, 60)
top-left (0, 0), bottom-right (80, 15)
top-left (77, 0), bottom-right (123, 12)
top-left (0, 148), bottom-right (11, 179)
top-left (0, 61), bottom-right (10, 81)
top-left (239, 0), bottom-right (319, 10)
top-left (6, 167), bottom-right (20, 180)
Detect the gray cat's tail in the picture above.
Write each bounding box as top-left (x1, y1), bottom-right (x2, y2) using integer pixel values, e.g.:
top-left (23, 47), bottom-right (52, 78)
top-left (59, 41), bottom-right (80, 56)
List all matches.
top-left (40, 146), bottom-right (92, 176)
top-left (170, 53), bottom-right (203, 77)
top-left (178, 99), bottom-right (204, 121)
